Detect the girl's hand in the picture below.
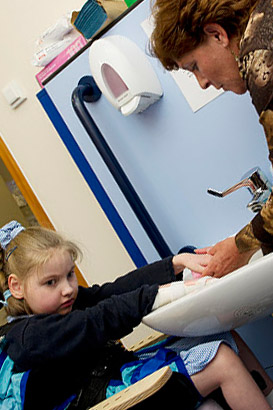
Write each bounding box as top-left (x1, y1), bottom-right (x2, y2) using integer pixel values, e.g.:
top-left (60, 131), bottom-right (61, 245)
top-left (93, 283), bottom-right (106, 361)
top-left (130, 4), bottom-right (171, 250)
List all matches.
top-left (172, 252), bottom-right (212, 275)
top-left (152, 276), bottom-right (218, 311)
top-left (152, 282), bottom-right (186, 310)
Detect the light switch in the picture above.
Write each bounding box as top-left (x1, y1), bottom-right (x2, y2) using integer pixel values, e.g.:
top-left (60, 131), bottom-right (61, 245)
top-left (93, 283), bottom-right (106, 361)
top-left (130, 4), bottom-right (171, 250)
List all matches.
top-left (2, 80), bottom-right (26, 109)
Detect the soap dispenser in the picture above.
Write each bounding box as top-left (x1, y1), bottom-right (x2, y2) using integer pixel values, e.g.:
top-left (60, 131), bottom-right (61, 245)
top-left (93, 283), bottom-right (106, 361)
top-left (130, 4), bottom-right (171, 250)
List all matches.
top-left (89, 35), bottom-right (163, 115)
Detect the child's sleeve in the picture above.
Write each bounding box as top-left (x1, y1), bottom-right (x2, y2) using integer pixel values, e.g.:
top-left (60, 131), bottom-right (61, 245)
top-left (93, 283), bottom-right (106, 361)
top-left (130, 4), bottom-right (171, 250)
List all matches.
top-left (6, 284), bottom-right (159, 371)
top-left (75, 256), bottom-right (175, 309)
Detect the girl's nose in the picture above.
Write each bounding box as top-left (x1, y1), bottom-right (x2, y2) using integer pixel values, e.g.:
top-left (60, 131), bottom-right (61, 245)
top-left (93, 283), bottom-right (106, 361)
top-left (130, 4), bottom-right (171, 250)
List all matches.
top-left (194, 72), bottom-right (211, 90)
top-left (62, 280), bottom-right (74, 296)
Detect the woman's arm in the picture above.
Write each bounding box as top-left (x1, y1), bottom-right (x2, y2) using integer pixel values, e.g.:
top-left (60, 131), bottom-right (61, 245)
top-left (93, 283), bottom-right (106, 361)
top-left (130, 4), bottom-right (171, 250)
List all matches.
top-left (236, 107), bottom-right (273, 254)
top-left (196, 108), bottom-right (273, 278)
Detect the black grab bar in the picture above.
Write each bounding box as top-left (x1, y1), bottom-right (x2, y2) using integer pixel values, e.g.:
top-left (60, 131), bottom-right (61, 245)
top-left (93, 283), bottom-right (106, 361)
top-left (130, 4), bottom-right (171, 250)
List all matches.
top-left (72, 76), bottom-right (172, 259)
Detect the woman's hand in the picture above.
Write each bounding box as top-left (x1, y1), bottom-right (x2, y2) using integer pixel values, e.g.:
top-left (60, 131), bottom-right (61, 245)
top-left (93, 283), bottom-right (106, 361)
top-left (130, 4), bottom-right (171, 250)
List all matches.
top-left (172, 252), bottom-right (212, 275)
top-left (195, 237), bottom-right (256, 278)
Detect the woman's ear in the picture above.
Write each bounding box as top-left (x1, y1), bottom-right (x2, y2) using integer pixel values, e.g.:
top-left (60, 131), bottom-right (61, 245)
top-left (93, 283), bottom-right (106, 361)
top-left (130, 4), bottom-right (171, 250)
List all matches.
top-left (203, 23), bottom-right (230, 47)
top-left (8, 274), bottom-right (24, 299)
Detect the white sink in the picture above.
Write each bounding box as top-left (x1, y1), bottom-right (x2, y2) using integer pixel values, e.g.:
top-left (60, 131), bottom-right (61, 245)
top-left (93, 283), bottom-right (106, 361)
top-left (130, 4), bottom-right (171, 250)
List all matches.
top-left (143, 252), bottom-right (273, 337)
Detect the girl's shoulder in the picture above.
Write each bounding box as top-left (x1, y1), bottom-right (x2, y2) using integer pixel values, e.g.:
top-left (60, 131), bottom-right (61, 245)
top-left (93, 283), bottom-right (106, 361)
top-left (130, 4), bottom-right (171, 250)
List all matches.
top-left (0, 322), bottom-right (18, 339)
top-left (0, 317), bottom-right (28, 337)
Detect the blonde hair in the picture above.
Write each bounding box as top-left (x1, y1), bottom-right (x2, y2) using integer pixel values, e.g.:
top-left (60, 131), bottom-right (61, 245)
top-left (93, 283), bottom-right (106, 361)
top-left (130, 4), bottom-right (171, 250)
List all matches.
top-left (0, 226), bottom-right (82, 317)
top-left (150, 0), bottom-right (258, 71)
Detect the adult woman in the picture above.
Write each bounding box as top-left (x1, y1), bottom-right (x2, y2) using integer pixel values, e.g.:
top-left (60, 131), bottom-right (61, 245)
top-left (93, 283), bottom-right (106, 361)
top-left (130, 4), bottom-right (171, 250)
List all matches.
top-left (151, 0), bottom-right (273, 278)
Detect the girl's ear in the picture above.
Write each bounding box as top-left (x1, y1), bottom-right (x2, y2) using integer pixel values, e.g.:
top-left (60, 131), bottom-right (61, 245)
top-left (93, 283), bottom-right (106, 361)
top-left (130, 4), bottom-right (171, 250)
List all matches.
top-left (8, 274), bottom-right (24, 299)
top-left (203, 23), bottom-right (230, 47)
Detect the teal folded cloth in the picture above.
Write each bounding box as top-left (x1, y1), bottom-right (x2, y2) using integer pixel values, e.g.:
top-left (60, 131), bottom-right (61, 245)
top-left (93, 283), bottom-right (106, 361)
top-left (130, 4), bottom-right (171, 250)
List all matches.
top-left (74, 0), bottom-right (107, 39)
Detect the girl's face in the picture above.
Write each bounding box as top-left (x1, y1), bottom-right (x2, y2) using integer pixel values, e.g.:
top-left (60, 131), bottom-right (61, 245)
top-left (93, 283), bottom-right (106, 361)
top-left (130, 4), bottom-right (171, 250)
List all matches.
top-left (23, 249), bottom-right (79, 315)
top-left (177, 25), bottom-right (247, 95)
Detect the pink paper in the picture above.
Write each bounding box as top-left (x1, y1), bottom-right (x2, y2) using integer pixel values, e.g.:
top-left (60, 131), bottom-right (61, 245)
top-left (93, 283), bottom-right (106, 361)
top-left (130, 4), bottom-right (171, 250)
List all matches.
top-left (35, 35), bottom-right (87, 87)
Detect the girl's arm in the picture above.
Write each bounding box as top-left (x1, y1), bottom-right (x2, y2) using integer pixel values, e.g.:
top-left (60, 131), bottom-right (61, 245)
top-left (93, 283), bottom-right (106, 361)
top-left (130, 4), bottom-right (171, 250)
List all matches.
top-left (6, 284), bottom-right (158, 371)
top-left (74, 256), bottom-right (175, 308)
top-left (75, 253), bottom-right (212, 308)
top-left (6, 254), bottom-right (211, 370)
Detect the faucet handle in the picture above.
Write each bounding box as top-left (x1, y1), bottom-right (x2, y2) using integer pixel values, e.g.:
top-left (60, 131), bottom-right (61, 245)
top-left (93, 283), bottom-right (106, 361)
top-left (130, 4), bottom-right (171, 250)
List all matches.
top-left (207, 176), bottom-right (256, 198)
top-left (207, 167), bottom-right (272, 212)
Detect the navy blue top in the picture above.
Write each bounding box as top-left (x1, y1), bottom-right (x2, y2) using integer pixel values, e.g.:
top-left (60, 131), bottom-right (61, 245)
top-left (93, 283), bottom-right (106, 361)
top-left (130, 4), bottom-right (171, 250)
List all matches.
top-left (4, 256), bottom-right (175, 410)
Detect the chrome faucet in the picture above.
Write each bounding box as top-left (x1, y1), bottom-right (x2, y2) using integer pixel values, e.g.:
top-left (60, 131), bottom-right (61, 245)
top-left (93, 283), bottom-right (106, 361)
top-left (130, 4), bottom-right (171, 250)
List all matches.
top-left (207, 167), bottom-right (272, 212)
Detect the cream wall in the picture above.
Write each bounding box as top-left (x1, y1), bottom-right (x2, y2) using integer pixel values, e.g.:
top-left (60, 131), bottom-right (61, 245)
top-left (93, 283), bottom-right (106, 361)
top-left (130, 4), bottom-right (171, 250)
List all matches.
top-left (0, 0), bottom-right (135, 284)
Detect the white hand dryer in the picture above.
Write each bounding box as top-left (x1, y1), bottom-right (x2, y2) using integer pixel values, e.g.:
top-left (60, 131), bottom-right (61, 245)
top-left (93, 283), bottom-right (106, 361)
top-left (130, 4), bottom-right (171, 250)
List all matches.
top-left (89, 35), bottom-right (163, 115)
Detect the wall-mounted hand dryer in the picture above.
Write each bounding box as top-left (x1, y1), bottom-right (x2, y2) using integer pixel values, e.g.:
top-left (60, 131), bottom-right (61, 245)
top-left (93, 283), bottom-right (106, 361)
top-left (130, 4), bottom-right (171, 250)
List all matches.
top-left (89, 35), bottom-right (163, 115)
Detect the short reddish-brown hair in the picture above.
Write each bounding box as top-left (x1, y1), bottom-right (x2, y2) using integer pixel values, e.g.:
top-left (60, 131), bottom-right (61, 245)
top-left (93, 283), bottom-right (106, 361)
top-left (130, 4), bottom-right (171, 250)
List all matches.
top-left (150, 0), bottom-right (257, 70)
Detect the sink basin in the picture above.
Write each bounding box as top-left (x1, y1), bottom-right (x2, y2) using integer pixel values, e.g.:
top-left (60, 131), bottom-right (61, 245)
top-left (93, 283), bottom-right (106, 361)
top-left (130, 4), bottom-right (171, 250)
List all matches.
top-left (142, 252), bottom-right (273, 337)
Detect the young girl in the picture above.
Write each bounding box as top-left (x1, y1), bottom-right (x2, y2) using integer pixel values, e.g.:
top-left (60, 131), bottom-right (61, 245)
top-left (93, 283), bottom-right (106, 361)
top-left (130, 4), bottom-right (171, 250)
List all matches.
top-left (0, 220), bottom-right (272, 410)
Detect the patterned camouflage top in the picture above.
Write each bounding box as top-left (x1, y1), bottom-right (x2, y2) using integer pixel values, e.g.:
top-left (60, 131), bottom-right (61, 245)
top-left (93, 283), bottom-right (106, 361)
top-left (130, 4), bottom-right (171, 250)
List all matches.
top-left (235, 0), bottom-right (273, 254)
